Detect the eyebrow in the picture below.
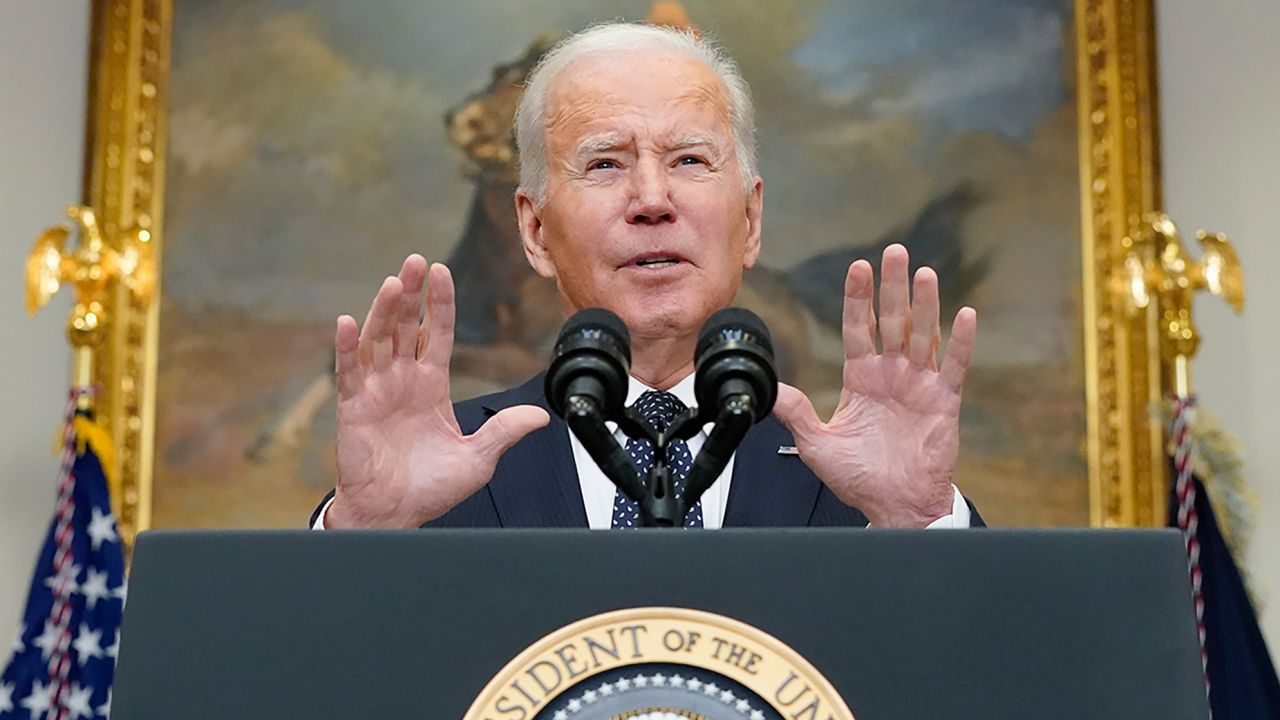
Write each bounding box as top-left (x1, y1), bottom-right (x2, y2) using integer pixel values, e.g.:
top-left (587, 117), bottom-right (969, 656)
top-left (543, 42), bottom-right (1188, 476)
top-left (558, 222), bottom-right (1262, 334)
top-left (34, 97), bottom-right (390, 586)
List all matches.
top-left (571, 133), bottom-right (724, 161)
top-left (670, 135), bottom-right (726, 160)
top-left (673, 134), bottom-right (715, 149)
top-left (573, 135), bottom-right (628, 159)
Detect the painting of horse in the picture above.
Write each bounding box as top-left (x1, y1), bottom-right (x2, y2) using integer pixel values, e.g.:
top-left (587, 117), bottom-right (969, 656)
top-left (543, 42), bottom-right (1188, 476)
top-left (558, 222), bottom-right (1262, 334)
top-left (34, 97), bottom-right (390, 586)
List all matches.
top-left (154, 0), bottom-right (1086, 528)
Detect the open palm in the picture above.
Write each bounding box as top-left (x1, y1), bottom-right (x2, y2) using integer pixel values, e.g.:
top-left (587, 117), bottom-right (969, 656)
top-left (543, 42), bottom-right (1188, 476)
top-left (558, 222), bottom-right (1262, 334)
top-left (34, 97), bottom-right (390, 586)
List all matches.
top-left (328, 256), bottom-right (548, 529)
top-left (774, 244), bottom-right (976, 528)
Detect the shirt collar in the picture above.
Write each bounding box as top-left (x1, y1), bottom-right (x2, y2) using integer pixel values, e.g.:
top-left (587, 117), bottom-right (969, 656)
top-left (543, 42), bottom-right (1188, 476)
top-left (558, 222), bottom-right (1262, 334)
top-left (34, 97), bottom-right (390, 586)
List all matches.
top-left (625, 372), bottom-right (697, 409)
top-left (621, 373), bottom-right (714, 436)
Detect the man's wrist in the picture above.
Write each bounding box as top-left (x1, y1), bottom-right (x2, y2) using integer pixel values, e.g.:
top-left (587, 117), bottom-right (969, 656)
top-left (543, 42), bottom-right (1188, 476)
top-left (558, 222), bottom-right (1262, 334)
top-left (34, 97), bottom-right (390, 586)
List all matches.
top-left (321, 495), bottom-right (375, 529)
top-left (865, 505), bottom-right (951, 528)
top-left (923, 486), bottom-right (970, 528)
top-left (865, 485), bottom-right (968, 528)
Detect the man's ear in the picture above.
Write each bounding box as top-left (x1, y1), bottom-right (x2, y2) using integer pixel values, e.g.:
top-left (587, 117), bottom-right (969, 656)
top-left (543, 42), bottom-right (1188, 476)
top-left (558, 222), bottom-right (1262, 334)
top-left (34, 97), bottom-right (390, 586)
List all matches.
top-left (742, 176), bottom-right (764, 269)
top-left (515, 189), bottom-right (557, 279)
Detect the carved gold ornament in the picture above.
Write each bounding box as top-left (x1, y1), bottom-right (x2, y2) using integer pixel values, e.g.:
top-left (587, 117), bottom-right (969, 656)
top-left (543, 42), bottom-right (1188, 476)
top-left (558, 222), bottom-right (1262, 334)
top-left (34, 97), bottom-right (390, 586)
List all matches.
top-left (26, 206), bottom-right (155, 334)
top-left (25, 205), bottom-right (157, 523)
top-left (1124, 212), bottom-right (1245, 394)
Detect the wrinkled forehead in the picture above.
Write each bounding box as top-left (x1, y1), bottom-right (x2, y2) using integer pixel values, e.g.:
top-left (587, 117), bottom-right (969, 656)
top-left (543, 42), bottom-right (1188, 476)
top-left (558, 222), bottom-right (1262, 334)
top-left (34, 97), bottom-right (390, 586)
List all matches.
top-left (543, 50), bottom-right (733, 151)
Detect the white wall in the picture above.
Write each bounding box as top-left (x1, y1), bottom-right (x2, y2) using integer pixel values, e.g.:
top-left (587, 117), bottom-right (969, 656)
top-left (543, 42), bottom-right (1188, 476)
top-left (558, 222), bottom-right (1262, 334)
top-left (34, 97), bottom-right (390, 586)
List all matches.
top-left (0, 1), bottom-right (88, 642)
top-left (1158, 0), bottom-right (1280, 649)
top-left (0, 0), bottom-right (1275, 659)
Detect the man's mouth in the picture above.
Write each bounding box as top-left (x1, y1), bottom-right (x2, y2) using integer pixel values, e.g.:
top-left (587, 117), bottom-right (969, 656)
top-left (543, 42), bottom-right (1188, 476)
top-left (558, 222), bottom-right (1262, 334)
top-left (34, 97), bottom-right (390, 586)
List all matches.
top-left (635, 257), bottom-right (680, 268)
top-left (627, 252), bottom-right (688, 269)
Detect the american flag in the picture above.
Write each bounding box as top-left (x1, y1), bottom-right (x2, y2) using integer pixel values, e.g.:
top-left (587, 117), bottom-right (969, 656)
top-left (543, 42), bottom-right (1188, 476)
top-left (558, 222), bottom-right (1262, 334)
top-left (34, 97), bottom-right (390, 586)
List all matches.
top-left (1, 390), bottom-right (125, 720)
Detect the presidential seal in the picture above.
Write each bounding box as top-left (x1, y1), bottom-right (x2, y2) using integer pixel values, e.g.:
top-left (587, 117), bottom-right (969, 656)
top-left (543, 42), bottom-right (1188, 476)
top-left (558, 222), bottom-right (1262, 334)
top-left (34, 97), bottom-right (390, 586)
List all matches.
top-left (463, 607), bottom-right (855, 720)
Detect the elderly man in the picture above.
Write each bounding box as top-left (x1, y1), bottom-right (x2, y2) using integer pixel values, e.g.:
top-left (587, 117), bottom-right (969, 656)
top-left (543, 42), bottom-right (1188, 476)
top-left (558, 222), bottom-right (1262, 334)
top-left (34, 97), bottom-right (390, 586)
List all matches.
top-left (314, 22), bottom-right (980, 530)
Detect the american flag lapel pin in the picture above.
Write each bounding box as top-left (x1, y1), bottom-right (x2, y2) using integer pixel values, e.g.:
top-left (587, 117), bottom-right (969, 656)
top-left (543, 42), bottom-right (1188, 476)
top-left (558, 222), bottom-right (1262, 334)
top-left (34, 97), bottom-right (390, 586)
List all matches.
top-left (777, 445), bottom-right (799, 455)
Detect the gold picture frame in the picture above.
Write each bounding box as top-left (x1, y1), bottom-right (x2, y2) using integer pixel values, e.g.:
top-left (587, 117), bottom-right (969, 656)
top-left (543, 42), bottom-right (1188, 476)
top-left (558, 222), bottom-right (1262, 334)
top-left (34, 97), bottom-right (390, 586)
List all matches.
top-left (77, 0), bottom-right (1167, 549)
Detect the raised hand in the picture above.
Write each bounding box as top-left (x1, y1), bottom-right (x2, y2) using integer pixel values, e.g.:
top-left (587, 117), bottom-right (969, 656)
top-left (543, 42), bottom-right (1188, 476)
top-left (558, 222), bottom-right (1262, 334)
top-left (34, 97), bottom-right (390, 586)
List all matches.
top-left (773, 244), bottom-right (977, 528)
top-left (326, 255), bottom-right (550, 529)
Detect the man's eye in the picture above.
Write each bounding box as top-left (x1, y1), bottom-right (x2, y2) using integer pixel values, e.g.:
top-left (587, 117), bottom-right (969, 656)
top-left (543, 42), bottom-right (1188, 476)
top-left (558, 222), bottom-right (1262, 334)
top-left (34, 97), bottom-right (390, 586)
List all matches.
top-left (588, 159), bottom-right (618, 171)
top-left (678, 155), bottom-right (706, 166)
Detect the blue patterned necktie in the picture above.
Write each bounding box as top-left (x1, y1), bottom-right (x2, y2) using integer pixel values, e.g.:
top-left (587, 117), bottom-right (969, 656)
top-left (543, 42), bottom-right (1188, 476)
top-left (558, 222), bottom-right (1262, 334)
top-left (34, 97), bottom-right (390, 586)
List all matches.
top-left (611, 390), bottom-right (704, 529)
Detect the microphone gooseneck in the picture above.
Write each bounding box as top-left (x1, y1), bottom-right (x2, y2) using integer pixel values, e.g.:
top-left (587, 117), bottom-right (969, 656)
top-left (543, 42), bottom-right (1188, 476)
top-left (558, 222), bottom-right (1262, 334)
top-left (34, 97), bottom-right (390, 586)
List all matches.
top-left (682, 308), bottom-right (779, 516)
top-left (544, 309), bottom-right (651, 509)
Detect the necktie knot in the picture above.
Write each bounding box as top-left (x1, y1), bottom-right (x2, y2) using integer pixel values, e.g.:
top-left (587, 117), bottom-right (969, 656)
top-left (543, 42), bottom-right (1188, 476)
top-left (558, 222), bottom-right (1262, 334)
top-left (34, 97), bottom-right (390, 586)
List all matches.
top-left (611, 389), bottom-right (704, 528)
top-left (632, 390), bottom-right (686, 431)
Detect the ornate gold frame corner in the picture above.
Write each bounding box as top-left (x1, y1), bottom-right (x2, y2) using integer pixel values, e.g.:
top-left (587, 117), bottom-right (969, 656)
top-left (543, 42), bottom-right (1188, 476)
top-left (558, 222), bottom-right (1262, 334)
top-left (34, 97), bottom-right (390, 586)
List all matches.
top-left (82, 0), bottom-right (1168, 542)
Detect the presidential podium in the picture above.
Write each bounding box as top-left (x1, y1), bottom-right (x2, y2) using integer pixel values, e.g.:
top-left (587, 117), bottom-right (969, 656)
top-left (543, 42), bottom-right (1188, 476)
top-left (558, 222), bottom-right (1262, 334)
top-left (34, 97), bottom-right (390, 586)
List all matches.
top-left (111, 529), bottom-right (1209, 719)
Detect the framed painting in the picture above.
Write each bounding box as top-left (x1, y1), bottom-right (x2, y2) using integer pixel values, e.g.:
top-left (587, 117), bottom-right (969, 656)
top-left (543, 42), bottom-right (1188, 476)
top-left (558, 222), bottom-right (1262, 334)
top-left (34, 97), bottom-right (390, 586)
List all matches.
top-left (77, 0), bottom-right (1165, 546)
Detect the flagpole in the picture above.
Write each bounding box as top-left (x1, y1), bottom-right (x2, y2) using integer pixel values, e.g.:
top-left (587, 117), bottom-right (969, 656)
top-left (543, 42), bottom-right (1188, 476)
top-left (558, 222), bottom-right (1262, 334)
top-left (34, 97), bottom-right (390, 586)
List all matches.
top-left (1127, 212), bottom-right (1246, 716)
top-left (27, 204), bottom-right (155, 524)
top-left (10, 203), bottom-right (139, 720)
top-left (71, 347), bottom-right (92, 395)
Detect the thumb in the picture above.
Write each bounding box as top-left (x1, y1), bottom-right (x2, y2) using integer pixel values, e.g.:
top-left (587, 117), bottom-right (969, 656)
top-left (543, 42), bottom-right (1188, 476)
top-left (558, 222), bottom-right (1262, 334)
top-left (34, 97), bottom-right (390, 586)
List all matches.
top-left (772, 382), bottom-right (823, 446)
top-left (470, 404), bottom-right (551, 464)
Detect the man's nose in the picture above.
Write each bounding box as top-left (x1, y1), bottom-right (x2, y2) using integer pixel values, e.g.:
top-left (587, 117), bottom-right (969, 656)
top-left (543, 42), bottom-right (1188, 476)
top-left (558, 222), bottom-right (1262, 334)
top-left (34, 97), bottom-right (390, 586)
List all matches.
top-left (626, 160), bottom-right (676, 225)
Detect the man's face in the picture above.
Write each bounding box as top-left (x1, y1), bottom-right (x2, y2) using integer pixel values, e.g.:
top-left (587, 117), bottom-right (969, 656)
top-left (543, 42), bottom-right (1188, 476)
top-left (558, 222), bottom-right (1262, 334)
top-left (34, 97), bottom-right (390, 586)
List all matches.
top-left (516, 50), bottom-right (763, 344)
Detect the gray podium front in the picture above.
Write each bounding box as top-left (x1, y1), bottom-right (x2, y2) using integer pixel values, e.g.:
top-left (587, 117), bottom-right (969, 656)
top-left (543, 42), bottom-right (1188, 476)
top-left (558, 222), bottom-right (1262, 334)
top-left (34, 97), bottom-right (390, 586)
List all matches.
top-left (112, 529), bottom-right (1208, 719)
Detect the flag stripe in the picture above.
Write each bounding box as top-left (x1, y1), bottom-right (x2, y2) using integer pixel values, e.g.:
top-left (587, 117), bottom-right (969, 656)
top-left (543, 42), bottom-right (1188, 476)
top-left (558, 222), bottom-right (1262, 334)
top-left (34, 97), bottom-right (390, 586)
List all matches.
top-left (48, 390), bottom-right (82, 719)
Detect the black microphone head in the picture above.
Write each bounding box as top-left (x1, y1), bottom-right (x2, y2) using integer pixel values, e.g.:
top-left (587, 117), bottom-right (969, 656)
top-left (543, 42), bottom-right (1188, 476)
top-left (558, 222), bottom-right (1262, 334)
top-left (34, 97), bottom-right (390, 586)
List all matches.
top-left (695, 307), bottom-right (773, 360)
top-left (694, 307), bottom-right (777, 421)
top-left (545, 308), bottom-right (631, 419)
top-left (559, 307), bottom-right (631, 356)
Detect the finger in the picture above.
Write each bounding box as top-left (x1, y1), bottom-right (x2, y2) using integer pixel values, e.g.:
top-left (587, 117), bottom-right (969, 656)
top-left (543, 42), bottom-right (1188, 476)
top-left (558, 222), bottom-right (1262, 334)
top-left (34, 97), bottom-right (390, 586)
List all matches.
top-left (878, 243), bottom-right (910, 354)
top-left (420, 263), bottom-right (456, 369)
top-left (334, 315), bottom-right (363, 400)
top-left (772, 382), bottom-right (824, 446)
top-left (940, 307), bottom-right (978, 392)
top-left (394, 254), bottom-right (428, 359)
top-left (359, 276), bottom-right (401, 372)
top-left (907, 266), bottom-right (941, 369)
top-left (470, 405), bottom-right (551, 464)
top-left (842, 260), bottom-right (876, 360)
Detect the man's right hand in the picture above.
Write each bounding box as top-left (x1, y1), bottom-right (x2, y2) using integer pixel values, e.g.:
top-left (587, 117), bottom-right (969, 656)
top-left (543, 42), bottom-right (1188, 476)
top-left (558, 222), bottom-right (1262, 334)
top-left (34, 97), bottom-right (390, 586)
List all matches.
top-left (327, 255), bottom-right (550, 529)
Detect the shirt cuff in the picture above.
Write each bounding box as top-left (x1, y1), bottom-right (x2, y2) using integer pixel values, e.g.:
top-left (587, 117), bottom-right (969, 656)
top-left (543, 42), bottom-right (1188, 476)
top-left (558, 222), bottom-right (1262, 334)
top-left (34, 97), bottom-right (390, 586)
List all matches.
top-left (312, 497), bottom-right (335, 530)
top-left (923, 485), bottom-right (971, 529)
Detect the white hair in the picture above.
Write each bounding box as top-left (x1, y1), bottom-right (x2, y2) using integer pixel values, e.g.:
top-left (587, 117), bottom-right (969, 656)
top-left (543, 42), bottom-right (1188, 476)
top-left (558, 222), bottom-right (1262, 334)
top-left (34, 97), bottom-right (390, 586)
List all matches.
top-left (515, 22), bottom-right (758, 206)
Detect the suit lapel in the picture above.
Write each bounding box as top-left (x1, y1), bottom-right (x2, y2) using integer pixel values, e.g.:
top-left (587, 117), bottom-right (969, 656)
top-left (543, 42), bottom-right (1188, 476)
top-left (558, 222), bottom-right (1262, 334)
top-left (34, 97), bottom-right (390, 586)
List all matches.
top-left (722, 415), bottom-right (823, 527)
top-left (480, 374), bottom-right (588, 528)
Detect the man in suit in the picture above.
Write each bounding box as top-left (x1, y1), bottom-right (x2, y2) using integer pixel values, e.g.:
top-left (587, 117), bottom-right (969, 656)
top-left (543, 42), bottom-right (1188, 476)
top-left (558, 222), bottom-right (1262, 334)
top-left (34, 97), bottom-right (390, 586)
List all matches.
top-left (314, 23), bottom-right (982, 530)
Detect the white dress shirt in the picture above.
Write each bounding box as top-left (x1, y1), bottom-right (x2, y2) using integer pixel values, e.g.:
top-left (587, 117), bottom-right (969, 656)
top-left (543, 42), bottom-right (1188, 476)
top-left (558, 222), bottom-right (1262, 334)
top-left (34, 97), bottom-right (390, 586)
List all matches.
top-left (316, 372), bottom-right (970, 529)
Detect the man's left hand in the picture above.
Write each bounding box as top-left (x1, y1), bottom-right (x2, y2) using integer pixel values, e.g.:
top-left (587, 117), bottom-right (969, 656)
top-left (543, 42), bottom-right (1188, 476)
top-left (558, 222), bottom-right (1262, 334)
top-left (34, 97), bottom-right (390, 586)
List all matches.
top-left (773, 243), bottom-right (977, 528)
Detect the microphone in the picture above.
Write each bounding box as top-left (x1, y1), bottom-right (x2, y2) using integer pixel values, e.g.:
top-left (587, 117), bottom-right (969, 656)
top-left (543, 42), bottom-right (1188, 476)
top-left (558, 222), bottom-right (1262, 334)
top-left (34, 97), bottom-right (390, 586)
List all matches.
top-left (545, 308), bottom-right (631, 420)
top-left (544, 309), bottom-right (649, 507)
top-left (683, 308), bottom-right (778, 514)
top-left (693, 308), bottom-right (777, 422)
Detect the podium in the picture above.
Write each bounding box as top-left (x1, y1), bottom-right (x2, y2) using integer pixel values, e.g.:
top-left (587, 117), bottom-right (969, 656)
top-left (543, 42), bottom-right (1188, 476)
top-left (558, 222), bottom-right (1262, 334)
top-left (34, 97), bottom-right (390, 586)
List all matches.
top-left (112, 529), bottom-right (1209, 719)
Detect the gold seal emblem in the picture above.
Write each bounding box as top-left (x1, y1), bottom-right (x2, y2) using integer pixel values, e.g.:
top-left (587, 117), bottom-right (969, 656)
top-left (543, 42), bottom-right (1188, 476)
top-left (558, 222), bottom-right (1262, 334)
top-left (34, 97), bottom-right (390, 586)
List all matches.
top-left (464, 607), bottom-right (855, 720)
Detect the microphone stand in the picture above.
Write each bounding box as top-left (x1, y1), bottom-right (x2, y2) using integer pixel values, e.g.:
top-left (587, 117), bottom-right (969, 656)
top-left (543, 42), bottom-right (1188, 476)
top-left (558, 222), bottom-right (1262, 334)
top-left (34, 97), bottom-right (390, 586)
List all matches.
top-left (563, 396), bottom-right (649, 509)
top-left (566, 392), bottom-right (758, 528)
top-left (674, 393), bottom-right (755, 520)
top-left (615, 406), bottom-right (702, 527)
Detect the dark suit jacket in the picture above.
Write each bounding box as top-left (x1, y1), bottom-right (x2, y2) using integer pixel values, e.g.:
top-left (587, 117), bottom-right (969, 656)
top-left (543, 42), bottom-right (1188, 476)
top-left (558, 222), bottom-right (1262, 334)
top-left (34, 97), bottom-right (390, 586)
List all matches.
top-left (312, 373), bottom-right (984, 528)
